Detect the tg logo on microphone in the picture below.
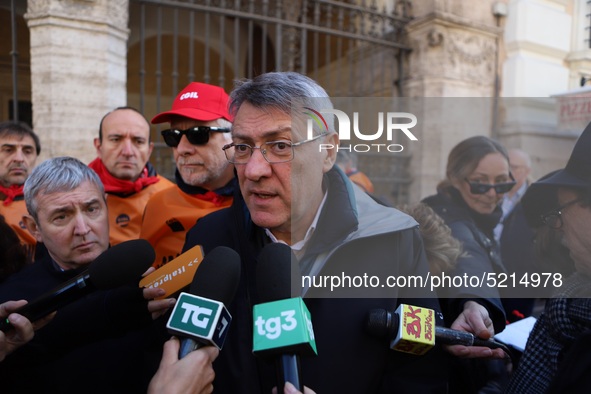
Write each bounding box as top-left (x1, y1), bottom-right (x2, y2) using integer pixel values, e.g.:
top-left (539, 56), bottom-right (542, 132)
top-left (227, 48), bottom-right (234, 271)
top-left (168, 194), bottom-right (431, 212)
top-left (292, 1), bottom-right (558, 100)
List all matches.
top-left (167, 293), bottom-right (232, 349)
top-left (180, 303), bottom-right (213, 328)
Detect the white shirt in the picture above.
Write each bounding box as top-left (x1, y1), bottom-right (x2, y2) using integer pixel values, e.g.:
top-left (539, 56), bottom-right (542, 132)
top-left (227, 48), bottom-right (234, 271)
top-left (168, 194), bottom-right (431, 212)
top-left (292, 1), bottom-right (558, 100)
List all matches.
top-left (494, 182), bottom-right (528, 242)
top-left (264, 191), bottom-right (328, 260)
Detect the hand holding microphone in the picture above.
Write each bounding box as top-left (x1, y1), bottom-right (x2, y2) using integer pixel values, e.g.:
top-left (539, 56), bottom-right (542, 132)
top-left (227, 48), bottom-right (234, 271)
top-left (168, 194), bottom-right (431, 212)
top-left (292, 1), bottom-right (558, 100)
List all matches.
top-left (140, 244), bottom-right (208, 319)
top-left (0, 239), bottom-right (155, 333)
top-left (271, 382), bottom-right (317, 394)
top-left (447, 300), bottom-right (506, 359)
top-left (366, 304), bottom-right (511, 358)
top-left (0, 300), bottom-right (36, 361)
top-left (148, 337), bottom-right (219, 394)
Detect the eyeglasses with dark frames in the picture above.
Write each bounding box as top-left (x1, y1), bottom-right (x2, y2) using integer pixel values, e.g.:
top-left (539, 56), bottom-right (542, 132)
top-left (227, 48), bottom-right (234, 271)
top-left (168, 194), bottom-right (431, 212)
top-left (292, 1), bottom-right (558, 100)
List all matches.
top-left (464, 176), bottom-right (516, 195)
top-left (161, 126), bottom-right (231, 147)
top-left (541, 198), bottom-right (583, 229)
top-left (222, 133), bottom-right (328, 164)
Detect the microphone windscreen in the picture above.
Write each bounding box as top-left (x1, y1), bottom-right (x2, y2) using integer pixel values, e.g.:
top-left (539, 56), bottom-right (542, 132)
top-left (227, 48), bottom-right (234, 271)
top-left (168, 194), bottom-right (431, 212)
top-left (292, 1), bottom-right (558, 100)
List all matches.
top-left (256, 243), bottom-right (299, 302)
top-left (366, 308), bottom-right (397, 339)
top-left (88, 239), bottom-right (155, 289)
top-left (189, 246), bottom-right (241, 305)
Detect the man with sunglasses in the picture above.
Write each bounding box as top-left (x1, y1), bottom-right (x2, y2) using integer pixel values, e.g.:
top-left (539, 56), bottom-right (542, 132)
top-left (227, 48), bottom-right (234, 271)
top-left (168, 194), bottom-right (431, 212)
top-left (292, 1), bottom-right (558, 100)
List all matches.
top-left (507, 121), bottom-right (591, 393)
top-left (141, 82), bottom-right (235, 267)
top-left (89, 107), bottom-right (174, 246)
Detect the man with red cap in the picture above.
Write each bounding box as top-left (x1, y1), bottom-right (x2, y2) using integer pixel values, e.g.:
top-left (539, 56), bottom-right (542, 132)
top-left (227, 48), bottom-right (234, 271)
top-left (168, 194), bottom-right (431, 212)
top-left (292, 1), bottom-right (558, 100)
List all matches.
top-left (89, 107), bottom-right (174, 245)
top-left (141, 83), bottom-right (235, 267)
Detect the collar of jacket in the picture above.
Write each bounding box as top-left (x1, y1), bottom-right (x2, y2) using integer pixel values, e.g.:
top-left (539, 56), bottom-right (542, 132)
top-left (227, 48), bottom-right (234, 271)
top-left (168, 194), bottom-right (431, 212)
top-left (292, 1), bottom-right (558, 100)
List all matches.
top-left (425, 186), bottom-right (502, 239)
top-left (174, 168), bottom-right (235, 196)
top-left (305, 166), bottom-right (418, 256)
top-left (304, 166), bottom-right (359, 256)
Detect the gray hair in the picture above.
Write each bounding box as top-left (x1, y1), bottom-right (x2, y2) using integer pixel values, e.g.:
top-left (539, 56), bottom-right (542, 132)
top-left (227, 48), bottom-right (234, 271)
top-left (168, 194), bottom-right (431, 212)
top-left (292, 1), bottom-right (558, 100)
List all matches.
top-left (24, 157), bottom-right (105, 221)
top-left (229, 72), bottom-right (335, 134)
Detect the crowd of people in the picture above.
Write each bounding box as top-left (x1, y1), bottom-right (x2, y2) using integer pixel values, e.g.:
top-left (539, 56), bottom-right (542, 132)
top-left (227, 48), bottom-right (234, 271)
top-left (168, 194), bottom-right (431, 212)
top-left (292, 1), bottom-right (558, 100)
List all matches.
top-left (0, 71), bottom-right (590, 393)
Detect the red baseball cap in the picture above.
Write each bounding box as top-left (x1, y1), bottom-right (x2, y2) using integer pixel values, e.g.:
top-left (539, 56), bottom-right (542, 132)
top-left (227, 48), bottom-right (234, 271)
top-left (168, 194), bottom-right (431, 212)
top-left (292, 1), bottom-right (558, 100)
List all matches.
top-left (151, 82), bottom-right (233, 124)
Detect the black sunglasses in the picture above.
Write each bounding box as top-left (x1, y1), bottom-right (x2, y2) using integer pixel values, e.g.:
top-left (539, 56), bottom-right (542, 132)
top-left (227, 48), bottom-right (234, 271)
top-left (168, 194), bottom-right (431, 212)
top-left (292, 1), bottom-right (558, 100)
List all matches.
top-left (161, 126), bottom-right (231, 147)
top-left (464, 178), bottom-right (516, 195)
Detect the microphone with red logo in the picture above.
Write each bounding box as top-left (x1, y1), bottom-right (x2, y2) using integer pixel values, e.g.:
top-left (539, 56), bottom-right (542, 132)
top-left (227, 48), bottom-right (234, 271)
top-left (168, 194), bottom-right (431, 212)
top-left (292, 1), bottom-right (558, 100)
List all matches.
top-left (0, 239), bottom-right (155, 333)
top-left (166, 246), bottom-right (241, 359)
top-left (366, 306), bottom-right (509, 355)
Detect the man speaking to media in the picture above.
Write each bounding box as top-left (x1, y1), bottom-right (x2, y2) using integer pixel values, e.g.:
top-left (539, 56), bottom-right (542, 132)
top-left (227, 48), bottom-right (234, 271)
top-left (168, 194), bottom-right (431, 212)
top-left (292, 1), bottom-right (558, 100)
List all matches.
top-left (183, 72), bottom-right (447, 393)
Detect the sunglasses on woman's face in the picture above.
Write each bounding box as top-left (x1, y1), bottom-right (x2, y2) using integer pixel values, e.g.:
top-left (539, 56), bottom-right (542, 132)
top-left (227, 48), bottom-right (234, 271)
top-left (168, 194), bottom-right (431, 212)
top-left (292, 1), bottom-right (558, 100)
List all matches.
top-left (464, 179), bottom-right (516, 195)
top-left (161, 126), bottom-right (231, 147)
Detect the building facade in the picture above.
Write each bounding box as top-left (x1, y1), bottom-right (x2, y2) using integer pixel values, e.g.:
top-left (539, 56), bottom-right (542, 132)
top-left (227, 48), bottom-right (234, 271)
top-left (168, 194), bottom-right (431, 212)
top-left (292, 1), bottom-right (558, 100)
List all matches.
top-left (1, 0), bottom-right (590, 204)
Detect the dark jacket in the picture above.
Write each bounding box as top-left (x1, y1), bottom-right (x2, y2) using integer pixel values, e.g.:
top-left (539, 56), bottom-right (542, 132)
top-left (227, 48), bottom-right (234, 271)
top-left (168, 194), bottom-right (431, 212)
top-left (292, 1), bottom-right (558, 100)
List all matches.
top-left (183, 167), bottom-right (447, 393)
top-left (422, 186), bottom-right (506, 333)
top-left (507, 273), bottom-right (591, 394)
top-left (499, 201), bottom-right (547, 320)
top-left (423, 187), bottom-right (510, 394)
top-left (0, 254), bottom-right (158, 393)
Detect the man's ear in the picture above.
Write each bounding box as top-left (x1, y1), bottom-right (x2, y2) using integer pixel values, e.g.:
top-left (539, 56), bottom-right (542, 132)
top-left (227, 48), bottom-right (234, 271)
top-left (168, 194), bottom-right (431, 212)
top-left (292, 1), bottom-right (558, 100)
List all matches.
top-left (23, 215), bottom-right (43, 243)
top-left (148, 141), bottom-right (154, 158)
top-left (322, 132), bottom-right (340, 173)
top-left (93, 138), bottom-right (102, 156)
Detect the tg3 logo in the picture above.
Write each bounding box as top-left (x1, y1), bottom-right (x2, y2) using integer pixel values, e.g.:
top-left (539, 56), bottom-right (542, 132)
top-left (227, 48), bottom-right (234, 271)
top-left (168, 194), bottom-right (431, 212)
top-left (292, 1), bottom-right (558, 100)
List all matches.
top-left (255, 309), bottom-right (314, 340)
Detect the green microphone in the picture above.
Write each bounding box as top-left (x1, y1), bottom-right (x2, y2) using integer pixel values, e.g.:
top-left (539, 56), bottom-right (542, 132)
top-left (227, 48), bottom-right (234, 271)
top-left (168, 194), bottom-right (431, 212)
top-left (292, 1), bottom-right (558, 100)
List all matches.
top-left (252, 243), bottom-right (317, 392)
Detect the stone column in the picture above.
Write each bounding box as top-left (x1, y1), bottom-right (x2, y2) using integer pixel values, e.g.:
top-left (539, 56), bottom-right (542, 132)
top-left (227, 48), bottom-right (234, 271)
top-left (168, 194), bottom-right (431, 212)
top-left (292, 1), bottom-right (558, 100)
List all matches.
top-left (402, 0), bottom-right (503, 201)
top-left (25, 0), bottom-right (129, 163)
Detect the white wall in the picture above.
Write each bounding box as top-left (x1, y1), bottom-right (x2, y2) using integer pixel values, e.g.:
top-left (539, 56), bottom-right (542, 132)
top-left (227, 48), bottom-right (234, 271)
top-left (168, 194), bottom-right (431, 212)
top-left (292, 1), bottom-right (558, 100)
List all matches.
top-left (502, 0), bottom-right (572, 97)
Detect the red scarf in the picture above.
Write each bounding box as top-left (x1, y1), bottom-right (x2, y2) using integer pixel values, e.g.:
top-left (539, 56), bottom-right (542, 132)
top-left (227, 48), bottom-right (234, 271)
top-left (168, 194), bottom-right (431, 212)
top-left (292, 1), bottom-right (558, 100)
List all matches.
top-left (194, 190), bottom-right (226, 207)
top-left (88, 158), bottom-right (160, 195)
top-left (0, 184), bottom-right (24, 206)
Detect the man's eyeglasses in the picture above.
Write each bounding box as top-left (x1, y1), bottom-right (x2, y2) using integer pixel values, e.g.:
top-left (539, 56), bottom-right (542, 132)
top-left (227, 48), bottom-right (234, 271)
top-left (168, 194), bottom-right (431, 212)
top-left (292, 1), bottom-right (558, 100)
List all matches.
top-left (161, 126), bottom-right (231, 147)
top-left (222, 133), bottom-right (328, 164)
top-left (541, 198), bottom-right (582, 229)
top-left (464, 178), bottom-right (516, 195)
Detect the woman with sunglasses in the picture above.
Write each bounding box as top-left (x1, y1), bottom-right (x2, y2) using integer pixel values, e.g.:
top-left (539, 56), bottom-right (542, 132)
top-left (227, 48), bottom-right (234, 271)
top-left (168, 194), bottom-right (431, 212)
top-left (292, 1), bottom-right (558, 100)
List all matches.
top-left (422, 135), bottom-right (513, 393)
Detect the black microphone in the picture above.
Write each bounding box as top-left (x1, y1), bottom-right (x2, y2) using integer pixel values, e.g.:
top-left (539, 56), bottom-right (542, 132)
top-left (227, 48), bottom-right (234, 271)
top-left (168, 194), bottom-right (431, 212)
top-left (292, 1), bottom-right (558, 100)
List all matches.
top-left (366, 308), bottom-right (509, 352)
top-left (0, 239), bottom-right (155, 332)
top-left (165, 246), bottom-right (241, 359)
top-left (253, 243), bottom-right (317, 392)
